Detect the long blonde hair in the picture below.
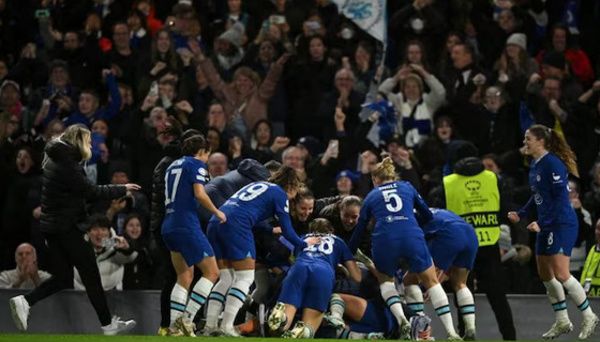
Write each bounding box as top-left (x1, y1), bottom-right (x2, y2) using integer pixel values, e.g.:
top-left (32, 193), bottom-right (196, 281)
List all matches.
top-left (59, 124), bottom-right (92, 162)
top-left (371, 157), bottom-right (398, 183)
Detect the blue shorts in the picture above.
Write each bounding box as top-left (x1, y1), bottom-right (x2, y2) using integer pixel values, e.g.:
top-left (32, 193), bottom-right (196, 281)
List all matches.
top-left (372, 235), bottom-right (432, 277)
top-left (207, 220), bottom-right (256, 261)
top-left (427, 224), bottom-right (478, 272)
top-left (278, 261), bottom-right (334, 312)
top-left (536, 228), bottom-right (577, 256)
top-left (162, 230), bottom-right (214, 266)
top-left (348, 299), bottom-right (396, 334)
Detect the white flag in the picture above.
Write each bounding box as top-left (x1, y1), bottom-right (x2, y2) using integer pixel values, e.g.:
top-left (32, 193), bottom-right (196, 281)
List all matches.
top-left (331, 0), bottom-right (387, 43)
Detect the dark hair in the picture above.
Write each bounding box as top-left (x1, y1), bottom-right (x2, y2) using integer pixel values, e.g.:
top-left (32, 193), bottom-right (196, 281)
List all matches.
top-left (181, 135), bottom-right (208, 156)
top-left (181, 129), bottom-right (202, 141)
top-left (80, 89), bottom-right (100, 102)
top-left (49, 59), bottom-right (69, 73)
top-left (123, 213), bottom-right (142, 230)
top-left (151, 28), bottom-right (179, 71)
top-left (309, 218), bottom-right (334, 234)
top-left (482, 153), bottom-right (499, 165)
top-left (339, 195), bottom-right (362, 210)
top-left (89, 213), bottom-right (111, 230)
top-left (268, 165), bottom-right (301, 192)
top-left (295, 187), bottom-right (315, 203)
top-left (264, 160), bottom-right (282, 173)
top-left (527, 124), bottom-right (578, 177)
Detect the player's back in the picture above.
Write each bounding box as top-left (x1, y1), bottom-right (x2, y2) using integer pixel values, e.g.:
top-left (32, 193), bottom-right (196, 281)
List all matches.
top-left (216, 181), bottom-right (287, 228)
top-left (364, 181), bottom-right (428, 239)
top-left (296, 234), bottom-right (353, 269)
top-left (421, 208), bottom-right (469, 237)
top-left (162, 156), bottom-right (208, 234)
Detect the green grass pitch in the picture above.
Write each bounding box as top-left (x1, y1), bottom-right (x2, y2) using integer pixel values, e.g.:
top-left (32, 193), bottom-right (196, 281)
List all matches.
top-left (0, 336), bottom-right (517, 342)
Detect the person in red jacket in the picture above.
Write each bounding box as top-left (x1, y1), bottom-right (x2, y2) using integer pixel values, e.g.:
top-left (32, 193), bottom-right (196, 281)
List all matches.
top-left (536, 23), bottom-right (594, 86)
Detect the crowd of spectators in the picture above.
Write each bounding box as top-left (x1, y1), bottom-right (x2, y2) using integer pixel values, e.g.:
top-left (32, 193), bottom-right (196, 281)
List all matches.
top-left (0, 0), bottom-right (600, 295)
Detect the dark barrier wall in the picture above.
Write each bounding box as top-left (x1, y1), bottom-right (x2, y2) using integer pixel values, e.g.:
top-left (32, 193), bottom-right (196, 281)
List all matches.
top-left (1, 290), bottom-right (599, 340)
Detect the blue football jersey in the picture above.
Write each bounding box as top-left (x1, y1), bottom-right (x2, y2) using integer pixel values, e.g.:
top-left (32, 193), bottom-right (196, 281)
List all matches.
top-left (349, 181), bottom-right (432, 252)
top-left (421, 208), bottom-right (469, 236)
top-left (296, 234), bottom-right (354, 269)
top-left (213, 181), bottom-right (306, 248)
top-left (162, 156), bottom-right (209, 234)
top-left (518, 153), bottom-right (577, 230)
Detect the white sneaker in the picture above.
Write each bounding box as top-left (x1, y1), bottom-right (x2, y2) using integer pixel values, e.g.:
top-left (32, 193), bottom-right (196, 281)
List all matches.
top-left (268, 302), bottom-right (288, 333)
top-left (101, 316), bottom-right (137, 335)
top-left (220, 325), bottom-right (241, 337)
top-left (9, 295), bottom-right (30, 331)
top-left (542, 319), bottom-right (573, 340)
top-left (447, 332), bottom-right (463, 341)
top-left (323, 313), bottom-right (346, 329)
top-left (579, 314), bottom-right (599, 340)
top-left (282, 321), bottom-right (311, 338)
top-left (399, 320), bottom-right (411, 340)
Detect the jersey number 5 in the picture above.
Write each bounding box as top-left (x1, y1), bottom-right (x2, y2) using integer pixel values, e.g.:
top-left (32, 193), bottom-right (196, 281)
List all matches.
top-left (165, 168), bottom-right (183, 205)
top-left (382, 189), bottom-right (403, 213)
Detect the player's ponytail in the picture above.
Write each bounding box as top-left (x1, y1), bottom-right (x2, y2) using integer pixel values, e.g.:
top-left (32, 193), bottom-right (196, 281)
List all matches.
top-left (309, 218), bottom-right (334, 234)
top-left (528, 124), bottom-right (579, 177)
top-left (181, 134), bottom-right (208, 156)
top-left (371, 157), bottom-right (398, 182)
top-left (268, 165), bottom-right (302, 192)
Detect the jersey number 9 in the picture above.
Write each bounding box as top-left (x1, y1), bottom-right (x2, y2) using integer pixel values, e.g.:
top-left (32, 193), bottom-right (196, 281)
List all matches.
top-left (232, 183), bottom-right (269, 201)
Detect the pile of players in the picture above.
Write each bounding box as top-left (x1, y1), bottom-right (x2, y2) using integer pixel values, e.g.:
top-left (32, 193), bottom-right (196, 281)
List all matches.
top-left (159, 129), bottom-right (478, 340)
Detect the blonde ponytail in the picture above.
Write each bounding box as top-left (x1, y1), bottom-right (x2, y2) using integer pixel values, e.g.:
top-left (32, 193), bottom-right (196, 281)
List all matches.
top-left (372, 157), bottom-right (398, 182)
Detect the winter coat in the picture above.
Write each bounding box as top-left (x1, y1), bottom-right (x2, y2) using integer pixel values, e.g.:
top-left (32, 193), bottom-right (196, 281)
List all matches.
top-left (39, 140), bottom-right (126, 235)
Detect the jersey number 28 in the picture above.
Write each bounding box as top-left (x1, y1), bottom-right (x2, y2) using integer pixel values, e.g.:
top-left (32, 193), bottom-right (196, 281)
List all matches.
top-left (304, 236), bottom-right (335, 255)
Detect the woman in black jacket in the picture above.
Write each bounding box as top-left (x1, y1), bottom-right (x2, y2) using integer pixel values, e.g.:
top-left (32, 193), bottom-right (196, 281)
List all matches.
top-left (9, 124), bottom-right (140, 335)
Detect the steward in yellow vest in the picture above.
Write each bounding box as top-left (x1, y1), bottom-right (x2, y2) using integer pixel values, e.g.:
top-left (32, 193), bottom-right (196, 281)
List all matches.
top-left (429, 140), bottom-right (516, 340)
top-left (444, 170), bottom-right (501, 247)
top-left (580, 220), bottom-right (600, 297)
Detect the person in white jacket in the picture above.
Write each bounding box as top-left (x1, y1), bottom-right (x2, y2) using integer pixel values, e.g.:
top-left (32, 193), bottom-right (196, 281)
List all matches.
top-left (74, 214), bottom-right (137, 291)
top-left (379, 64), bottom-right (446, 148)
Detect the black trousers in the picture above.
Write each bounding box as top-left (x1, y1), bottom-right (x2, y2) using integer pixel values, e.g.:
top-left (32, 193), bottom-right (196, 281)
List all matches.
top-left (24, 228), bottom-right (111, 326)
top-left (457, 243), bottom-right (516, 340)
top-left (159, 240), bottom-right (177, 328)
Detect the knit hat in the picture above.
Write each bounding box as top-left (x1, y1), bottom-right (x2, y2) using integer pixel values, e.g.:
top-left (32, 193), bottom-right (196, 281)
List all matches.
top-left (218, 22), bottom-right (245, 48)
top-left (296, 136), bottom-right (321, 157)
top-left (335, 170), bottom-right (360, 182)
top-left (541, 51), bottom-right (566, 70)
top-left (506, 33), bottom-right (526, 50)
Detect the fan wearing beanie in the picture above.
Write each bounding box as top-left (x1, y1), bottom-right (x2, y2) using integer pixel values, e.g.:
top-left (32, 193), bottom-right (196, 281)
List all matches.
top-left (495, 33), bottom-right (538, 89)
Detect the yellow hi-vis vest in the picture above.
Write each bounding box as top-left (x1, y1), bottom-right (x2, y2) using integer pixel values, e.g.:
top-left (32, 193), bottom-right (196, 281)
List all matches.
top-left (581, 247), bottom-right (600, 297)
top-left (443, 170), bottom-right (500, 246)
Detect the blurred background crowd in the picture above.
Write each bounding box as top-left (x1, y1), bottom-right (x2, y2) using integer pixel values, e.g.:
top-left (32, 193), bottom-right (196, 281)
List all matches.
top-left (0, 0), bottom-right (600, 295)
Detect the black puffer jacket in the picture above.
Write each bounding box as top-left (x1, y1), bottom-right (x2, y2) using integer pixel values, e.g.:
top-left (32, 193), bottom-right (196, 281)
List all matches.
top-left (198, 159), bottom-right (270, 227)
top-left (40, 140), bottom-right (126, 235)
top-left (149, 141), bottom-right (180, 240)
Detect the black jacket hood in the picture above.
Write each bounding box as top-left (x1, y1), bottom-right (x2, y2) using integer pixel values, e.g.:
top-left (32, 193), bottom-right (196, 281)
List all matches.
top-left (45, 140), bottom-right (82, 163)
top-left (453, 157), bottom-right (485, 176)
top-left (237, 158), bottom-right (270, 181)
